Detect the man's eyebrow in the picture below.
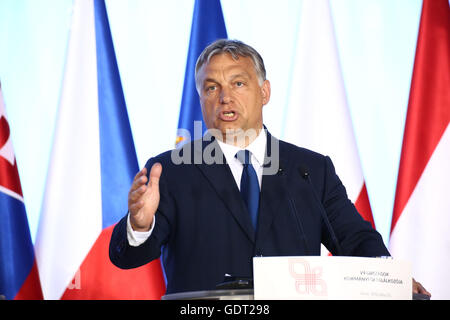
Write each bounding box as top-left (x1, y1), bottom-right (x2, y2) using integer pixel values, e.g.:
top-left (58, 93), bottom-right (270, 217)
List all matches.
top-left (202, 78), bottom-right (220, 88)
top-left (202, 72), bottom-right (251, 86)
top-left (203, 78), bottom-right (219, 84)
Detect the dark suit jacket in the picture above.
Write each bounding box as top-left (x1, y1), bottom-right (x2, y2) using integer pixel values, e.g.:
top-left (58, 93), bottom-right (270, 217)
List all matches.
top-left (109, 130), bottom-right (390, 294)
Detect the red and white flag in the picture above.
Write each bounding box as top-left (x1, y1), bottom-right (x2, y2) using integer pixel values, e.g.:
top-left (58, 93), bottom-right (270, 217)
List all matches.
top-left (283, 0), bottom-right (376, 244)
top-left (389, 0), bottom-right (450, 299)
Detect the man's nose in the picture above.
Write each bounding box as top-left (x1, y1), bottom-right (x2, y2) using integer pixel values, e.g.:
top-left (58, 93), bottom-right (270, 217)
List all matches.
top-left (220, 87), bottom-right (232, 104)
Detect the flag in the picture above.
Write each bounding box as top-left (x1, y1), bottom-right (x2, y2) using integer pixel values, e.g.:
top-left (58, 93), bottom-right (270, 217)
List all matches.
top-left (34, 0), bottom-right (165, 300)
top-left (283, 0), bottom-right (376, 232)
top-left (176, 0), bottom-right (227, 146)
top-left (389, 0), bottom-right (450, 299)
top-left (0, 82), bottom-right (43, 300)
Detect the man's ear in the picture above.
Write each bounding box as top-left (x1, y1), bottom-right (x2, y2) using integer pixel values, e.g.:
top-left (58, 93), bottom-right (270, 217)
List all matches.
top-left (261, 80), bottom-right (271, 105)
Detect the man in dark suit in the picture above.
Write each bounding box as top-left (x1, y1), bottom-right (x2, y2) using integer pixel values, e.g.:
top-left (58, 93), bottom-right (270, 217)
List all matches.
top-left (109, 39), bottom-right (429, 297)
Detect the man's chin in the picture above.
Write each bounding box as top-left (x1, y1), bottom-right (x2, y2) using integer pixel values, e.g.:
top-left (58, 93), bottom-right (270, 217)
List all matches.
top-left (208, 123), bottom-right (241, 136)
top-left (208, 125), bottom-right (260, 147)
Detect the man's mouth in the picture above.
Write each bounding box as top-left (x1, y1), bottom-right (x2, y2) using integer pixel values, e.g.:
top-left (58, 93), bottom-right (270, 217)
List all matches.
top-left (219, 110), bottom-right (238, 121)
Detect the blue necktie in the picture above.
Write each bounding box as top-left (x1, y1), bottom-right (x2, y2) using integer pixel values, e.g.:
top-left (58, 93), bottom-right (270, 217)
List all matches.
top-left (236, 150), bottom-right (260, 230)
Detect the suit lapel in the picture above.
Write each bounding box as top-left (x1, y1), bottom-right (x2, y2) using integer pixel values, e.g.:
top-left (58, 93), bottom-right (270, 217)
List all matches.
top-left (194, 135), bottom-right (256, 243)
top-left (257, 132), bottom-right (287, 243)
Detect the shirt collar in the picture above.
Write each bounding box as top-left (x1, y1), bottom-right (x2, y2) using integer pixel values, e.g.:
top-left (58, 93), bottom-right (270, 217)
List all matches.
top-left (216, 128), bottom-right (267, 167)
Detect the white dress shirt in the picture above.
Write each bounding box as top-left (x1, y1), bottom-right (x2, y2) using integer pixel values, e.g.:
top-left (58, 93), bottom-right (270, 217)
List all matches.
top-left (127, 129), bottom-right (267, 246)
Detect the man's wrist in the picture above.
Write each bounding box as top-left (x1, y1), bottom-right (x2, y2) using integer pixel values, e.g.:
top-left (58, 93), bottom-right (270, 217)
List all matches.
top-left (126, 213), bottom-right (155, 246)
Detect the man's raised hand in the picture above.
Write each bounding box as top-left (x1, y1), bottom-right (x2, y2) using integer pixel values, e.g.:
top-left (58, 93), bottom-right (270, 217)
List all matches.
top-left (128, 163), bottom-right (162, 232)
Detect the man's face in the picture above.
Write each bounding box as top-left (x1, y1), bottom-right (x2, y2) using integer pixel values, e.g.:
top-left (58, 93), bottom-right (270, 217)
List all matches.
top-left (197, 53), bottom-right (271, 142)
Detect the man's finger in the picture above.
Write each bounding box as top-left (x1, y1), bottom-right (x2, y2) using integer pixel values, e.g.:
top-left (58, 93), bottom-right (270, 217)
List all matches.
top-left (130, 169), bottom-right (148, 191)
top-left (413, 279), bottom-right (431, 296)
top-left (129, 200), bottom-right (145, 214)
top-left (129, 185), bottom-right (146, 202)
top-left (149, 163), bottom-right (162, 187)
top-left (133, 168), bottom-right (147, 183)
top-left (135, 167), bottom-right (147, 180)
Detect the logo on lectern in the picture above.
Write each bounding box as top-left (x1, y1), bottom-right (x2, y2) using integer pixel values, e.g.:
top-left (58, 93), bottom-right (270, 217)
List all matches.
top-left (289, 258), bottom-right (328, 296)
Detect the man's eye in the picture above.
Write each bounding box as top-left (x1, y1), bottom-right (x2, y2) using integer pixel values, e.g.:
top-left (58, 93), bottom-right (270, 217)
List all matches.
top-left (236, 81), bottom-right (244, 87)
top-left (207, 86), bottom-right (216, 92)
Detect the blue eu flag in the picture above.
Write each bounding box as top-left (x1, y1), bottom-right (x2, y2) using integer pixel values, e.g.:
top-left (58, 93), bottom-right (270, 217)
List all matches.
top-left (176, 0), bottom-right (228, 146)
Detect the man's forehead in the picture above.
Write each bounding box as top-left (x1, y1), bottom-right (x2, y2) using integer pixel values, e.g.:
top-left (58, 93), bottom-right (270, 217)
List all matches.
top-left (199, 54), bottom-right (255, 76)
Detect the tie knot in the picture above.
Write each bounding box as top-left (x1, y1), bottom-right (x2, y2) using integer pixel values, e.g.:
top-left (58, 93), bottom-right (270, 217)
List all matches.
top-left (235, 150), bottom-right (252, 165)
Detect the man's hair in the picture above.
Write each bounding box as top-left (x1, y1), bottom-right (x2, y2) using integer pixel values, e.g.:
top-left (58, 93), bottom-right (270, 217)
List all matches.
top-left (195, 39), bottom-right (266, 93)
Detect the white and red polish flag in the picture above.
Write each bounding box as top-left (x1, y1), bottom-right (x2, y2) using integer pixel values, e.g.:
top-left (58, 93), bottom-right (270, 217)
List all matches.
top-left (283, 0), bottom-right (376, 244)
top-left (34, 0), bottom-right (165, 299)
top-left (389, 0), bottom-right (450, 299)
